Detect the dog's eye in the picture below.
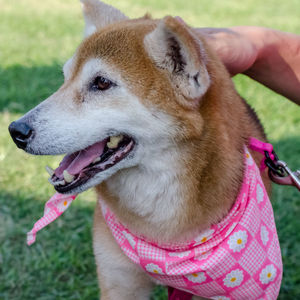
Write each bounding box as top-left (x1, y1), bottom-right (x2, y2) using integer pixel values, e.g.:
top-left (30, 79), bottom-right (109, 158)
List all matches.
top-left (92, 76), bottom-right (113, 91)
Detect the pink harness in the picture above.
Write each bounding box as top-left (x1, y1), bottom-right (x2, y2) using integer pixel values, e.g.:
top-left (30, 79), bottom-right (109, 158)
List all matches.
top-left (27, 139), bottom-right (283, 299)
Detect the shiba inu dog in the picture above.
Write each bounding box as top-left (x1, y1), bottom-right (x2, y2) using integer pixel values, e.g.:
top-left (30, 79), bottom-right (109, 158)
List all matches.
top-left (9, 0), bottom-right (283, 299)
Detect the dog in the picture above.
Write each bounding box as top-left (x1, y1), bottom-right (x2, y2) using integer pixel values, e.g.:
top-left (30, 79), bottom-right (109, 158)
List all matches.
top-left (9, 0), bottom-right (282, 299)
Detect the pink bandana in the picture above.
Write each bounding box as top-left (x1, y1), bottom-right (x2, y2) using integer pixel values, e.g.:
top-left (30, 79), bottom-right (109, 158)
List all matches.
top-left (27, 193), bottom-right (76, 245)
top-left (27, 139), bottom-right (282, 299)
top-left (98, 147), bottom-right (283, 299)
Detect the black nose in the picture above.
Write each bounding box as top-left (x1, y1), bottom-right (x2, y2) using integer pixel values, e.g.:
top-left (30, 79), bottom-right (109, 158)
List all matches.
top-left (8, 121), bottom-right (34, 150)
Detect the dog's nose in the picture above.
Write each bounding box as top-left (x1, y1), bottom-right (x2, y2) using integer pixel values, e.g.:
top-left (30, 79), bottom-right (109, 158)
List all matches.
top-left (8, 121), bottom-right (34, 150)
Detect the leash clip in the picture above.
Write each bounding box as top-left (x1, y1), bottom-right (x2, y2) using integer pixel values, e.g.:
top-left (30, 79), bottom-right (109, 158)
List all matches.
top-left (265, 151), bottom-right (300, 192)
top-left (264, 151), bottom-right (284, 177)
top-left (275, 161), bottom-right (300, 191)
top-left (249, 138), bottom-right (299, 192)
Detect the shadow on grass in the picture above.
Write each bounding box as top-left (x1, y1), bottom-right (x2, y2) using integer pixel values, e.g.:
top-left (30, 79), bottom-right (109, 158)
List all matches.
top-left (0, 190), bottom-right (168, 300)
top-left (0, 190), bottom-right (99, 300)
top-left (0, 64), bottom-right (64, 113)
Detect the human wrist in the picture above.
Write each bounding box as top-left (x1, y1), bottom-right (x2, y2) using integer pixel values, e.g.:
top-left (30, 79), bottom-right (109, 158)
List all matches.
top-left (240, 27), bottom-right (281, 83)
top-left (243, 28), bottom-right (300, 104)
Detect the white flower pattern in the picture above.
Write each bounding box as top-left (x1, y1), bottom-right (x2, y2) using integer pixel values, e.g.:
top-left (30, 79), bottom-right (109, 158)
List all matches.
top-left (228, 230), bottom-right (248, 252)
top-left (259, 264), bottom-right (277, 284)
top-left (145, 263), bottom-right (163, 274)
top-left (223, 269), bottom-right (244, 287)
top-left (211, 296), bottom-right (230, 300)
top-left (194, 228), bottom-right (215, 244)
top-left (245, 151), bottom-right (253, 165)
top-left (260, 225), bottom-right (269, 246)
top-left (185, 272), bottom-right (206, 283)
top-left (56, 198), bottom-right (72, 213)
top-left (256, 184), bottom-right (264, 203)
top-left (194, 250), bottom-right (212, 261)
top-left (169, 250), bottom-right (191, 258)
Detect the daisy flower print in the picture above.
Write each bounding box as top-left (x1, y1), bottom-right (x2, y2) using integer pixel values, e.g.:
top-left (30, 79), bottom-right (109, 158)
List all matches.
top-left (228, 230), bottom-right (248, 252)
top-left (185, 272), bottom-right (206, 283)
top-left (145, 263), bottom-right (163, 274)
top-left (259, 264), bottom-right (277, 284)
top-left (223, 269), bottom-right (244, 288)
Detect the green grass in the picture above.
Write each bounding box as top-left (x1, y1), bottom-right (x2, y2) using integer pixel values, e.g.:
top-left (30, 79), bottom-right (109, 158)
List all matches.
top-left (0, 0), bottom-right (299, 299)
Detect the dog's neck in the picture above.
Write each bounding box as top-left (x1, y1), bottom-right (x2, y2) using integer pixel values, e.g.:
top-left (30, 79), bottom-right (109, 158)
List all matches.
top-left (96, 132), bottom-right (244, 244)
top-left (107, 146), bottom-right (183, 220)
top-left (96, 65), bottom-right (250, 244)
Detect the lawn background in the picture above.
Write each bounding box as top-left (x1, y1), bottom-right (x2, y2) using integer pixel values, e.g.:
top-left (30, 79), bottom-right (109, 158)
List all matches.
top-left (0, 0), bottom-right (299, 299)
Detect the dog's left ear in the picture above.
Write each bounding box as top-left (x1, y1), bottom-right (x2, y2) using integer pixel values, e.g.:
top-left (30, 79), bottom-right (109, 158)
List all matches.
top-left (80, 0), bottom-right (128, 37)
top-left (144, 17), bottom-right (210, 103)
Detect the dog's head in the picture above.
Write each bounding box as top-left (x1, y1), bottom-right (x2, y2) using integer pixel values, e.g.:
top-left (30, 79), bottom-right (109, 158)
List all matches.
top-left (9, 0), bottom-right (219, 195)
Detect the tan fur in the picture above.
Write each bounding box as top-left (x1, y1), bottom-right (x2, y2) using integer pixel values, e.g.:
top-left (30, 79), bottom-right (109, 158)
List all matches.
top-left (69, 4), bottom-right (270, 298)
top-left (81, 0), bottom-right (128, 37)
top-left (73, 19), bottom-right (268, 238)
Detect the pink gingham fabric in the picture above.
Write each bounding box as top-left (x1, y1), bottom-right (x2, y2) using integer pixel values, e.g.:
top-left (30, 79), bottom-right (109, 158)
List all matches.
top-left (99, 147), bottom-right (283, 299)
top-left (27, 193), bottom-right (76, 245)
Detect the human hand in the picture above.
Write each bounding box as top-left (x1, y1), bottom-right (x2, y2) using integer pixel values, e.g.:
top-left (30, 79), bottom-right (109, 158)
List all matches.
top-left (177, 17), bottom-right (300, 104)
top-left (196, 27), bottom-right (260, 76)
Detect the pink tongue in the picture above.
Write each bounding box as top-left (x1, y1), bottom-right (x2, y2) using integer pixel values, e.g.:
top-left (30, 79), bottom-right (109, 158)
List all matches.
top-left (54, 140), bottom-right (107, 179)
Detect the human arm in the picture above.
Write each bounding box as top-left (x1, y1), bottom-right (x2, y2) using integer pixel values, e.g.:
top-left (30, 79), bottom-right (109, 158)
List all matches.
top-left (197, 26), bottom-right (300, 105)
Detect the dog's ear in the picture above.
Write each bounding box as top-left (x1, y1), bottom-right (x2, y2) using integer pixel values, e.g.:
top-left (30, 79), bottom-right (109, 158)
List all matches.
top-left (144, 17), bottom-right (210, 104)
top-left (80, 0), bottom-right (128, 37)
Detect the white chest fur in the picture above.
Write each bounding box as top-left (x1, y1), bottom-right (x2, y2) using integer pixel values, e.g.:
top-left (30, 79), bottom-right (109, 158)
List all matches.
top-left (106, 149), bottom-right (184, 226)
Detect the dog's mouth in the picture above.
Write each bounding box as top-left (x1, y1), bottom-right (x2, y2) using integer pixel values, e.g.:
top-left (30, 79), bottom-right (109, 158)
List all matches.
top-left (47, 134), bottom-right (135, 193)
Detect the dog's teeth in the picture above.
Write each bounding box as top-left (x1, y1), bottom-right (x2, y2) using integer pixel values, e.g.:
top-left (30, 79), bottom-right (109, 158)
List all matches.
top-left (48, 177), bottom-right (54, 185)
top-left (93, 157), bottom-right (101, 163)
top-left (50, 179), bottom-right (66, 186)
top-left (63, 170), bottom-right (75, 183)
top-left (45, 165), bottom-right (54, 176)
top-left (107, 135), bottom-right (123, 149)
